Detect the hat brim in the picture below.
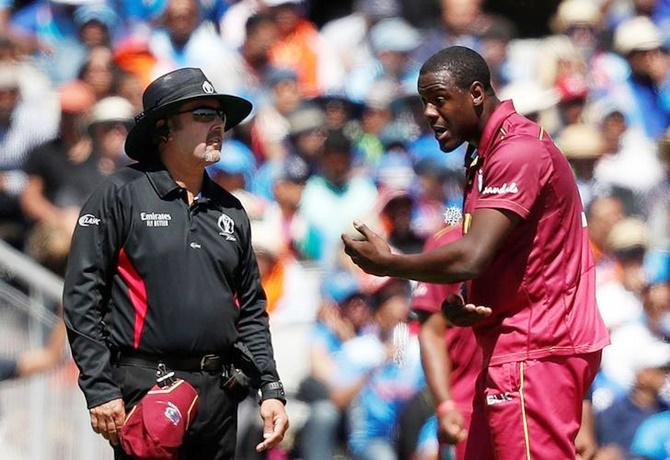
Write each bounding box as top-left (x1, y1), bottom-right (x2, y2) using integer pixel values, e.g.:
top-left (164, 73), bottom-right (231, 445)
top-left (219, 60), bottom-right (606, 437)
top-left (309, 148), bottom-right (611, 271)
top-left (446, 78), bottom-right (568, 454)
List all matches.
top-left (124, 93), bottom-right (252, 161)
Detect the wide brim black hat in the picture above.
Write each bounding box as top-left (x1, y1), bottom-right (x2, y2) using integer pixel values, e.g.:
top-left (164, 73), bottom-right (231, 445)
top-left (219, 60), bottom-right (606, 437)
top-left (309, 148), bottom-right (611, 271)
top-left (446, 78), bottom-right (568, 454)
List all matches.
top-left (125, 67), bottom-right (253, 161)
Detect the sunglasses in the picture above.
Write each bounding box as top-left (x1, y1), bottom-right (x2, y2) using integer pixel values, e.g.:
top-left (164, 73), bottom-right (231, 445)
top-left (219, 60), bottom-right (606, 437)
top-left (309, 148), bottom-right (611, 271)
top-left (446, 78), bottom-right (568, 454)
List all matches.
top-left (177, 106), bottom-right (226, 123)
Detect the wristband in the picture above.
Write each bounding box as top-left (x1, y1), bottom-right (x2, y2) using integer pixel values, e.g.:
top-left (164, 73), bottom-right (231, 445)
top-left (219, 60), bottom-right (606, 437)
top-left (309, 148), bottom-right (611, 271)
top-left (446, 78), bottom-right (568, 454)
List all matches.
top-left (436, 399), bottom-right (457, 417)
top-left (259, 381), bottom-right (287, 405)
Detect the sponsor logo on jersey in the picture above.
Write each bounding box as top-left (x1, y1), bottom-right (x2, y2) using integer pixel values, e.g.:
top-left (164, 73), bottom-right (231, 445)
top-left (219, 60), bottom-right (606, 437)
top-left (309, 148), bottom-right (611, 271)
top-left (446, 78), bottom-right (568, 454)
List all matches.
top-left (218, 213), bottom-right (236, 241)
top-left (78, 214), bottom-right (101, 227)
top-left (482, 182), bottom-right (519, 195)
top-left (141, 212), bottom-right (172, 227)
top-left (486, 392), bottom-right (514, 405)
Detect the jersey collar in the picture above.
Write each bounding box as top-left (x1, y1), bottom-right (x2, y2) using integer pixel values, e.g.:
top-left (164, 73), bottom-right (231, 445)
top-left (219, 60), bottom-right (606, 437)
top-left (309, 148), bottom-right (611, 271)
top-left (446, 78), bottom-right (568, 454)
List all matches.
top-left (477, 100), bottom-right (516, 158)
top-left (145, 162), bottom-right (182, 199)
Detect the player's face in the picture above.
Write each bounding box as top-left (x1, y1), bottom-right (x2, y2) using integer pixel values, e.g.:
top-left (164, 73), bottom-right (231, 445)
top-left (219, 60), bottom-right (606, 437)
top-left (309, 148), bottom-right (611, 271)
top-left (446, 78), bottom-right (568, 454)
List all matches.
top-left (169, 98), bottom-right (225, 164)
top-left (418, 70), bottom-right (480, 152)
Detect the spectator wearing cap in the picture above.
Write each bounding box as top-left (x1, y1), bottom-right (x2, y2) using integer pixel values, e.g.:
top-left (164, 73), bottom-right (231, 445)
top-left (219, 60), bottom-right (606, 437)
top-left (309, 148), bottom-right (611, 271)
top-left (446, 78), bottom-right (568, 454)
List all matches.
top-left (600, 219), bottom-right (670, 388)
top-left (300, 130), bottom-right (378, 269)
top-left (73, 3), bottom-right (122, 49)
top-left (9, 0), bottom-right (91, 83)
top-left (596, 278), bottom-right (670, 458)
top-left (498, 79), bottom-right (559, 123)
top-left (596, 218), bottom-right (648, 334)
top-left (284, 103), bottom-right (328, 171)
top-left (251, 68), bottom-right (304, 161)
top-left (356, 80), bottom-right (398, 167)
top-left (320, 0), bottom-right (401, 75)
top-left (644, 127), bottom-right (670, 250)
top-left (551, 0), bottom-right (602, 60)
top-left (300, 270), bottom-right (373, 460)
top-left (593, 104), bottom-right (664, 197)
top-left (557, 123), bottom-right (605, 208)
top-left (555, 74), bottom-right (590, 131)
top-left (150, 0), bottom-right (241, 95)
top-left (605, 16), bottom-right (670, 140)
top-left (258, 155), bottom-right (322, 260)
top-left (87, 96), bottom-right (134, 175)
top-left (536, 35), bottom-right (588, 95)
top-left (266, 0), bottom-right (344, 98)
top-left (0, 61), bottom-right (59, 244)
top-left (345, 17), bottom-right (421, 103)
top-left (375, 189), bottom-right (425, 255)
top-left (20, 80), bottom-right (101, 237)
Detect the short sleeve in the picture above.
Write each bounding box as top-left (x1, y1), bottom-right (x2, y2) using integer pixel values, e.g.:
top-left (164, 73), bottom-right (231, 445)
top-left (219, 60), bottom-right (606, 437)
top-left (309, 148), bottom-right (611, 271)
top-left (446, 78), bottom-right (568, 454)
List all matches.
top-left (476, 140), bottom-right (551, 219)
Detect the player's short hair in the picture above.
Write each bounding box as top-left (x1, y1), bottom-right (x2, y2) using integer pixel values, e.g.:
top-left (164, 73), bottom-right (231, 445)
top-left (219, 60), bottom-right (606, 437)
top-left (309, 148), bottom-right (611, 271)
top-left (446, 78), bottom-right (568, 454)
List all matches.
top-left (419, 46), bottom-right (493, 93)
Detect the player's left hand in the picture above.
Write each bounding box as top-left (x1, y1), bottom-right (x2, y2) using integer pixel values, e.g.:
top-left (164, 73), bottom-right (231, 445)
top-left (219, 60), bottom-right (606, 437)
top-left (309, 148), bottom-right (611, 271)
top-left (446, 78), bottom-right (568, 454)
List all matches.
top-left (341, 220), bottom-right (391, 276)
top-left (256, 399), bottom-right (289, 453)
top-left (437, 407), bottom-right (467, 444)
top-left (441, 293), bottom-right (492, 326)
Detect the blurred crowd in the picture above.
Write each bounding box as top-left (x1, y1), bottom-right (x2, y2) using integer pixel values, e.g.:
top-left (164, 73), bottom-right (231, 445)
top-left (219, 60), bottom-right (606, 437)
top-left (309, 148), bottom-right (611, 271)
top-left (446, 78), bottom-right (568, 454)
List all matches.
top-left (0, 0), bottom-right (669, 459)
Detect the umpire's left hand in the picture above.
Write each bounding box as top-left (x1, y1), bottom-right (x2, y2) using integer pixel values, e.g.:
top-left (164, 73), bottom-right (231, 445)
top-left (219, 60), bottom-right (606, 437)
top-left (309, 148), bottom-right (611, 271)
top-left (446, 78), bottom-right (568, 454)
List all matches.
top-left (89, 398), bottom-right (125, 445)
top-left (256, 399), bottom-right (289, 452)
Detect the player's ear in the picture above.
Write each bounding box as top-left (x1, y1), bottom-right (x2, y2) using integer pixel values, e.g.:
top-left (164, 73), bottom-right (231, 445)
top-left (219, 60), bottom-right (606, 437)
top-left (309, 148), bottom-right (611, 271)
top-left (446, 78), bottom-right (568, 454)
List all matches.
top-left (470, 82), bottom-right (485, 107)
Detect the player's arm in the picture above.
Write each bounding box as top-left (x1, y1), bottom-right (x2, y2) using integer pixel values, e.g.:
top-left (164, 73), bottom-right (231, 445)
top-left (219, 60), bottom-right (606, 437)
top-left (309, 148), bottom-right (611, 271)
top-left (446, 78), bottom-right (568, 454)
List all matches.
top-left (417, 311), bottom-right (467, 444)
top-left (344, 207), bottom-right (519, 284)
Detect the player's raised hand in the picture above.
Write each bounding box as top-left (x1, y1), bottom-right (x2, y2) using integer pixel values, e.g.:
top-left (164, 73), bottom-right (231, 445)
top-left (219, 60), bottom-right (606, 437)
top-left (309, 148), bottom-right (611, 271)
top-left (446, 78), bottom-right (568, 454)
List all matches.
top-left (341, 220), bottom-right (391, 276)
top-left (441, 293), bottom-right (492, 326)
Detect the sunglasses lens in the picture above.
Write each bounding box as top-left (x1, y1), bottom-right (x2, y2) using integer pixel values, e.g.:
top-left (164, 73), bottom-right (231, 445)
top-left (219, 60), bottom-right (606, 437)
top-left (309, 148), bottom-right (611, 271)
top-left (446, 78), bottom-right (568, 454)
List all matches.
top-left (192, 108), bottom-right (218, 122)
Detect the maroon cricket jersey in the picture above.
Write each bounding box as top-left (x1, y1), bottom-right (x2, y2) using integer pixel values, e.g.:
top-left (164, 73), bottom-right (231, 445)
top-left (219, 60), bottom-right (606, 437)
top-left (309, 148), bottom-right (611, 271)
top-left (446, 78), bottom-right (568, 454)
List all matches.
top-left (412, 226), bottom-right (482, 410)
top-left (462, 100), bottom-right (609, 366)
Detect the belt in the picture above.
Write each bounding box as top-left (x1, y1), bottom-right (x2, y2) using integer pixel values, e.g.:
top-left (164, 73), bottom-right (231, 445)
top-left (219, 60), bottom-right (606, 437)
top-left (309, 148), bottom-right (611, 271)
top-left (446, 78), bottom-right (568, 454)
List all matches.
top-left (115, 350), bottom-right (227, 372)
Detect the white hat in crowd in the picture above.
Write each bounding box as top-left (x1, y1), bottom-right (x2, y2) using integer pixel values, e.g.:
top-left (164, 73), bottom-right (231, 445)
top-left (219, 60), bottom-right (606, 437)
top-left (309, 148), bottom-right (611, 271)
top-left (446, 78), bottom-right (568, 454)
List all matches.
top-left (499, 81), bottom-right (559, 116)
top-left (614, 16), bottom-right (663, 55)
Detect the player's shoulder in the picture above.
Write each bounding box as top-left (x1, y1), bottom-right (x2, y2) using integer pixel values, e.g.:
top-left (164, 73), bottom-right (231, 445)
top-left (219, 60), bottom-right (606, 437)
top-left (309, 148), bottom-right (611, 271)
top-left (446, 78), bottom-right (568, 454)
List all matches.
top-left (490, 116), bottom-right (554, 163)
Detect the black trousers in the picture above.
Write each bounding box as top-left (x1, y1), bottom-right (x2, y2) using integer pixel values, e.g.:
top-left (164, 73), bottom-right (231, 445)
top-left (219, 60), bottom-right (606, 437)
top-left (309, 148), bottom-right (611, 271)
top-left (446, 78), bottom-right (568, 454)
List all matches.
top-left (112, 362), bottom-right (238, 460)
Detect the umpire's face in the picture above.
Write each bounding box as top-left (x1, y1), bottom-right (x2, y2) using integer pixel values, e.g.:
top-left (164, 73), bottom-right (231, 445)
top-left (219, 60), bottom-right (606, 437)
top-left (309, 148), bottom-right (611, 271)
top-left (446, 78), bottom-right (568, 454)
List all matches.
top-left (418, 69), bottom-right (483, 153)
top-left (166, 98), bottom-right (226, 165)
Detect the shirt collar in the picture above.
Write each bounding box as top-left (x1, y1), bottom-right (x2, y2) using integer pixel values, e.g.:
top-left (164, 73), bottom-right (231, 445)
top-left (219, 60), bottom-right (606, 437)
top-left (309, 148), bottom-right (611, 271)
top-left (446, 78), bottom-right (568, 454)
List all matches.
top-left (476, 100), bottom-right (516, 158)
top-left (145, 161), bottom-right (182, 199)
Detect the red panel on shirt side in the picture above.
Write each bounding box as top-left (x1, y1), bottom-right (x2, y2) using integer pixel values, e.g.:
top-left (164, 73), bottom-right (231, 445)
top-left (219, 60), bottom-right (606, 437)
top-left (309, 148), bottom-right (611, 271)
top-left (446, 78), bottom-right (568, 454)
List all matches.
top-left (117, 248), bottom-right (149, 349)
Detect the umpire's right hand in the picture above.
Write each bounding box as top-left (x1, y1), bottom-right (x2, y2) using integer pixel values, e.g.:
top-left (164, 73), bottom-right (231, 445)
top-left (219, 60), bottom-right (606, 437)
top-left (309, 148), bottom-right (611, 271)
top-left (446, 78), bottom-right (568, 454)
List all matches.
top-left (89, 398), bottom-right (126, 445)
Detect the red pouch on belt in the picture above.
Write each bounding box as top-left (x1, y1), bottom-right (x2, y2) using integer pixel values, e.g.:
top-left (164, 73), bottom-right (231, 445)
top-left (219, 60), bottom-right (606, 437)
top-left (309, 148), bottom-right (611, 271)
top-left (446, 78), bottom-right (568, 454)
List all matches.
top-left (120, 378), bottom-right (199, 460)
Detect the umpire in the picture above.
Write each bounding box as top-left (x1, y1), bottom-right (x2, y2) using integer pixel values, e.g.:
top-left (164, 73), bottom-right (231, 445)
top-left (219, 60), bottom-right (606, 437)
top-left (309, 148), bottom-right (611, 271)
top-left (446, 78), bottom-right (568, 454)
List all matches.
top-left (63, 68), bottom-right (288, 459)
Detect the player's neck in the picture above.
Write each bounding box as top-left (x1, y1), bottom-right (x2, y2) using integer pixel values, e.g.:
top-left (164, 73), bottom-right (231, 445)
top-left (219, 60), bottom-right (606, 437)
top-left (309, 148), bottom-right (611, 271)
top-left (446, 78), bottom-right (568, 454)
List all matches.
top-left (470, 95), bottom-right (501, 149)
